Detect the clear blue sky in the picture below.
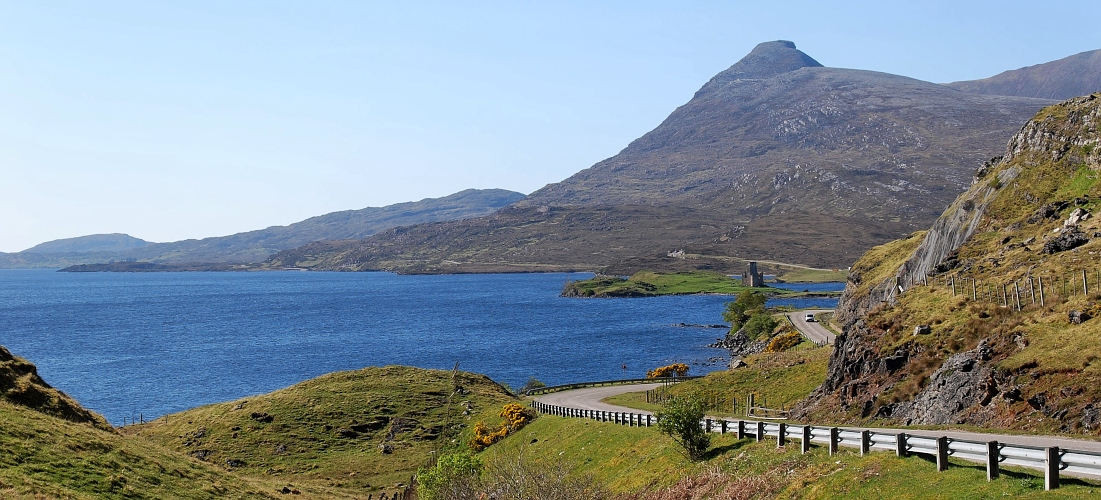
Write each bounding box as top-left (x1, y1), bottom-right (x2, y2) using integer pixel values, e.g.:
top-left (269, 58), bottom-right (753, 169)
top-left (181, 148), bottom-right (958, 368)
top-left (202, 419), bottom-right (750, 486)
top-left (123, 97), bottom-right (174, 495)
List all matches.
top-left (1, 1), bottom-right (1098, 252)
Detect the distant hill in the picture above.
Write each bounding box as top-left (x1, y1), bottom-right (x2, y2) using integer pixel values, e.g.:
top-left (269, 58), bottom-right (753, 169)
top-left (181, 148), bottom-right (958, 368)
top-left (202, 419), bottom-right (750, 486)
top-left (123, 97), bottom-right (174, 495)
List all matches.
top-left (265, 41), bottom-right (1054, 273)
top-left (946, 48), bottom-right (1101, 99)
top-left (0, 188), bottom-right (525, 269)
top-left (795, 93), bottom-right (1101, 433)
top-left (22, 233), bottom-right (151, 254)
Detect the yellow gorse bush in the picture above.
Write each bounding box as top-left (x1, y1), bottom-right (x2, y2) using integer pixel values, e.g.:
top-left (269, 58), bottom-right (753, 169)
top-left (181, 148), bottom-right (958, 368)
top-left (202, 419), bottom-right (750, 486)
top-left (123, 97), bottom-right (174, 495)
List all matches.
top-left (469, 403), bottom-right (537, 451)
top-left (646, 363), bottom-right (689, 378)
top-left (765, 331), bottom-right (802, 352)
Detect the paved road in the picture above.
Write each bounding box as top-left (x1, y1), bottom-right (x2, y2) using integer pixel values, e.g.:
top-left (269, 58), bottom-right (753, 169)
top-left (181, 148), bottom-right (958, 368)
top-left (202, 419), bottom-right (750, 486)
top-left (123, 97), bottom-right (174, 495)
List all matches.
top-left (534, 384), bottom-right (1101, 453)
top-left (786, 309), bottom-right (836, 345)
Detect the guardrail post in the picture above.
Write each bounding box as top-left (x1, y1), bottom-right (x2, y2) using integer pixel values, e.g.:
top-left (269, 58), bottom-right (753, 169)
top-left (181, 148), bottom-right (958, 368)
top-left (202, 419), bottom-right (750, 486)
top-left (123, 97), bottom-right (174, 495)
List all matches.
top-left (705, 419), bottom-right (712, 433)
top-left (829, 427), bottom-right (839, 455)
top-left (801, 426), bottom-right (811, 454)
top-left (737, 420), bottom-right (746, 439)
top-left (756, 421), bottom-right (765, 442)
top-left (1046, 446), bottom-right (1060, 490)
top-left (936, 437), bottom-right (949, 472)
top-left (986, 441), bottom-right (999, 481)
top-left (896, 433), bottom-right (907, 457)
top-left (778, 423), bottom-right (787, 447)
top-left (860, 430), bottom-right (870, 456)
top-left (721, 420), bottom-right (728, 434)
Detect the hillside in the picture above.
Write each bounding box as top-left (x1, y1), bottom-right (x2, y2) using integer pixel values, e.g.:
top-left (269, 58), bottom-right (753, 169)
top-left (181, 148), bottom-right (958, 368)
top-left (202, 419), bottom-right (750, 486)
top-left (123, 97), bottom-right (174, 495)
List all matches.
top-left (0, 188), bottom-right (524, 269)
top-left (265, 41), bottom-right (1054, 274)
top-left (0, 345), bottom-right (271, 499)
top-left (793, 93), bottom-right (1101, 434)
top-left (947, 48), bottom-right (1101, 100)
top-left (130, 365), bottom-right (518, 498)
top-left (22, 233), bottom-right (151, 254)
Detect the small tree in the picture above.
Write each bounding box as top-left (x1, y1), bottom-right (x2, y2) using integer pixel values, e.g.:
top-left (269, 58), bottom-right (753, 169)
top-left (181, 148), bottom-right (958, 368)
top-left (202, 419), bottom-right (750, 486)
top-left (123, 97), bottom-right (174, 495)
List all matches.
top-left (723, 291), bottom-right (767, 331)
top-left (742, 313), bottom-right (778, 340)
top-left (655, 397), bottom-right (710, 460)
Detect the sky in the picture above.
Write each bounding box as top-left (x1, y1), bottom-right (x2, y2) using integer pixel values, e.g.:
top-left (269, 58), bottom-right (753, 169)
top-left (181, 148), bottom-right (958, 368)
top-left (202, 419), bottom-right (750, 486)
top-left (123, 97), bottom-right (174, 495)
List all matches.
top-left (1, 1), bottom-right (1099, 252)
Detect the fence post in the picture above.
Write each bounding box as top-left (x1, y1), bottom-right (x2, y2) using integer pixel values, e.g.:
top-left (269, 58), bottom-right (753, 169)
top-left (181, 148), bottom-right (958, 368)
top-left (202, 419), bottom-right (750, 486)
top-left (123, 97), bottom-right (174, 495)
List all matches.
top-left (972, 279), bottom-right (977, 301)
top-left (738, 420), bottom-right (746, 439)
top-left (646, 414), bottom-right (652, 427)
top-left (896, 432), bottom-right (907, 457)
top-left (1002, 284), bottom-right (1008, 307)
top-left (1014, 282), bottom-right (1022, 311)
top-left (706, 419), bottom-right (712, 433)
top-left (756, 421), bottom-right (765, 442)
top-left (829, 428), bottom-right (839, 455)
top-left (937, 437), bottom-right (949, 472)
top-left (1084, 269), bottom-right (1089, 296)
top-left (778, 423), bottom-right (787, 447)
top-left (860, 430), bottom-right (871, 456)
top-left (987, 441), bottom-right (999, 481)
top-left (1039, 276), bottom-right (1045, 306)
top-left (721, 420), bottom-right (728, 434)
top-left (802, 426), bottom-right (811, 454)
top-left (1046, 447), bottom-right (1060, 490)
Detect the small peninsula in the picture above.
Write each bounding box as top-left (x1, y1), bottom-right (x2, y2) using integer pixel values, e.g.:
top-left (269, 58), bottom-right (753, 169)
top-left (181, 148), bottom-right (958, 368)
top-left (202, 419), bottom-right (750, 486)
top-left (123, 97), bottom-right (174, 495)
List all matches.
top-left (560, 270), bottom-right (841, 298)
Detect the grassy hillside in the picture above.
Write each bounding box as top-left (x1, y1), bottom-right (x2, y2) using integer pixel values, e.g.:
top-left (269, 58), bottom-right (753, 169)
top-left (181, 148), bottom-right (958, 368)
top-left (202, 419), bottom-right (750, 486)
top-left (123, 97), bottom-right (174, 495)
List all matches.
top-left (129, 365), bottom-right (518, 498)
top-left (0, 400), bottom-right (274, 499)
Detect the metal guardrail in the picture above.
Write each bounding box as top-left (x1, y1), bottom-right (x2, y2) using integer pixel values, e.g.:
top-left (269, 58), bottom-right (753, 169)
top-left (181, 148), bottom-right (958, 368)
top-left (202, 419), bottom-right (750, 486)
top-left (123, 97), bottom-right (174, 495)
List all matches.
top-left (524, 376), bottom-right (701, 396)
top-left (530, 399), bottom-right (1101, 490)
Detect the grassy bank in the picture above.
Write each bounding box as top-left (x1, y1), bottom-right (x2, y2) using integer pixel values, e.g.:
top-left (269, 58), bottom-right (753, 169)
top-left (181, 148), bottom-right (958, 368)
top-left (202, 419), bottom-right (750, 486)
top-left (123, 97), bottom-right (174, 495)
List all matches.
top-left (561, 270), bottom-right (842, 298)
top-left (605, 345), bottom-right (832, 416)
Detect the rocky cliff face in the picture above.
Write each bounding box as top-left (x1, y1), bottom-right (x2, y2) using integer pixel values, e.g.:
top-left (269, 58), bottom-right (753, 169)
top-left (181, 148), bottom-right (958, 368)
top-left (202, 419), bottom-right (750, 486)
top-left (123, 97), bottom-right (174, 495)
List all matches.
top-left (795, 94), bottom-right (1101, 432)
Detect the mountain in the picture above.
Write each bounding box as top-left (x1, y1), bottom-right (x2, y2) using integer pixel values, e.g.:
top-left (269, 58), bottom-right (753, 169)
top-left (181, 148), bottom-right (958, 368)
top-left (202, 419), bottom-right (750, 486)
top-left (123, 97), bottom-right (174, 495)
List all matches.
top-left (947, 48), bottom-right (1101, 100)
top-left (0, 188), bottom-right (525, 269)
top-left (22, 233), bottom-right (151, 254)
top-left (793, 93), bottom-right (1101, 433)
top-left (265, 41), bottom-right (1054, 274)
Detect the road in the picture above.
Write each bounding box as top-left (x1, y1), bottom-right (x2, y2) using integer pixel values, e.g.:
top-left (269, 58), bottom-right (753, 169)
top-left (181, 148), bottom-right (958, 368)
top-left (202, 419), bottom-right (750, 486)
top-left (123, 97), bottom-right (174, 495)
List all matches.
top-left (534, 384), bottom-right (1101, 453)
top-left (786, 309), bottom-right (836, 345)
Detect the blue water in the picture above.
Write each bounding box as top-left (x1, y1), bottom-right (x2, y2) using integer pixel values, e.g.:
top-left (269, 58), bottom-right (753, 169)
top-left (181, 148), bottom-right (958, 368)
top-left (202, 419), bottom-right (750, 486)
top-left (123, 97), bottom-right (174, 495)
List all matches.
top-left (0, 270), bottom-right (841, 424)
top-left (770, 282), bottom-right (847, 293)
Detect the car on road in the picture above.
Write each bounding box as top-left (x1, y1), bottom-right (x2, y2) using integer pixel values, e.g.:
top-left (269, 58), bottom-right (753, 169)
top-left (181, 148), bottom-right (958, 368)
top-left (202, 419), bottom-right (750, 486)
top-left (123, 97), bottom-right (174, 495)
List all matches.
top-left (805, 313), bottom-right (815, 322)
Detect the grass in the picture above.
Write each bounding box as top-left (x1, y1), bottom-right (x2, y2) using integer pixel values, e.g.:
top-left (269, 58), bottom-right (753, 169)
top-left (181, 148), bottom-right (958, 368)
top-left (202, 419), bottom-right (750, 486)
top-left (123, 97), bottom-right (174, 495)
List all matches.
top-left (482, 410), bottom-right (1101, 498)
top-left (128, 365), bottom-right (518, 498)
top-left (605, 345), bottom-right (832, 417)
top-left (776, 267), bottom-right (849, 283)
top-left (0, 400), bottom-right (273, 499)
top-left (561, 270), bottom-right (834, 298)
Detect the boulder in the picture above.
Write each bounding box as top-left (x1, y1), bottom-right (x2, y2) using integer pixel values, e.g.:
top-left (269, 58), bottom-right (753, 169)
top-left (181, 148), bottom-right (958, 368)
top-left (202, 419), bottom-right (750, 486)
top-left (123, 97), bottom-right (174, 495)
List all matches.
top-left (1065, 207), bottom-right (1091, 226)
top-left (1069, 310), bottom-right (1091, 324)
top-left (913, 325), bottom-right (932, 335)
top-left (1043, 228), bottom-right (1089, 254)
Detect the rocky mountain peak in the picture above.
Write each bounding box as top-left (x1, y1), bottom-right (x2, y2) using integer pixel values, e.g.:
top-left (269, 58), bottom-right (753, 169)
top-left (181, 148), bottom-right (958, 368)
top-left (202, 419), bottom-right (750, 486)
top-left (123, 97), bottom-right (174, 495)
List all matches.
top-left (698, 40), bottom-right (823, 93)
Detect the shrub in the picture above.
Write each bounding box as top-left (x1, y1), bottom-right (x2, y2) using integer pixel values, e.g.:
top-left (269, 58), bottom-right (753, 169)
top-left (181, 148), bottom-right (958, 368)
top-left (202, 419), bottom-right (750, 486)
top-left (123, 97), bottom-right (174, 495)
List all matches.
top-left (416, 452), bottom-right (483, 500)
top-left (655, 397), bottom-right (710, 460)
top-left (519, 377), bottom-right (546, 394)
top-left (646, 363), bottom-right (689, 378)
top-left (469, 403), bottom-right (536, 451)
top-left (765, 331), bottom-right (801, 352)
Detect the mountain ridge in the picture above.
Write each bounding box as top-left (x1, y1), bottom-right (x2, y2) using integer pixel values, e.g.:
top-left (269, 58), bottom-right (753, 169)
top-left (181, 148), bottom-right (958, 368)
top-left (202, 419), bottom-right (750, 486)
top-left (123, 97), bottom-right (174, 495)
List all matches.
top-left (0, 188), bottom-right (525, 269)
top-left (947, 48), bottom-right (1101, 99)
top-left (266, 41), bottom-right (1057, 273)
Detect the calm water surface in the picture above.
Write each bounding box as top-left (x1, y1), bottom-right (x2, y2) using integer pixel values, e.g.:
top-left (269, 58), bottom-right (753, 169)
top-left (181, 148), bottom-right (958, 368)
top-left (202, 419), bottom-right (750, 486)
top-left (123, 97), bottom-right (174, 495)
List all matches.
top-left (0, 270), bottom-right (839, 424)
